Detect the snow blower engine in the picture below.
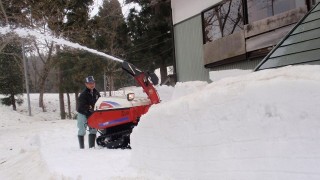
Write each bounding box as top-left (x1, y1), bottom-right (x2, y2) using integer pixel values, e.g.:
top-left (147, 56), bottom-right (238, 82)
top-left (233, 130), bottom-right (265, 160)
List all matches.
top-left (87, 61), bottom-right (160, 149)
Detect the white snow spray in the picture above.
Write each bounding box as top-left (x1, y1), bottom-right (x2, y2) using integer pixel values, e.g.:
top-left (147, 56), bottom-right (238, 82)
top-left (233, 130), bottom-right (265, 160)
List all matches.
top-left (0, 26), bottom-right (124, 63)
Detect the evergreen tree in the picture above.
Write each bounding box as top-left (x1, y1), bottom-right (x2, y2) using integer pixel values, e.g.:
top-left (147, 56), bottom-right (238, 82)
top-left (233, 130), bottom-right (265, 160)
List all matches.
top-left (0, 41), bottom-right (24, 110)
top-left (126, 0), bottom-right (173, 83)
top-left (90, 0), bottom-right (131, 91)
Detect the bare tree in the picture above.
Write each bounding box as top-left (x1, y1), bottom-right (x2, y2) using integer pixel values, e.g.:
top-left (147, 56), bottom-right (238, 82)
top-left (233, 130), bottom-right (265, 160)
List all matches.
top-left (104, 61), bottom-right (122, 96)
top-left (31, 39), bottom-right (56, 111)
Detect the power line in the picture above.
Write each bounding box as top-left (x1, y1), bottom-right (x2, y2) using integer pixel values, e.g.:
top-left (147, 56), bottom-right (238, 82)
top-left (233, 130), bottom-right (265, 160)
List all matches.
top-left (130, 47), bottom-right (172, 62)
top-left (126, 38), bottom-right (172, 55)
top-left (130, 31), bottom-right (172, 48)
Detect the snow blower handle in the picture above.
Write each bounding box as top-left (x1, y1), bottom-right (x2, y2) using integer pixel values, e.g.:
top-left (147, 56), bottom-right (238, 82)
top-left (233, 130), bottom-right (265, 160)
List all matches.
top-left (122, 61), bottom-right (160, 105)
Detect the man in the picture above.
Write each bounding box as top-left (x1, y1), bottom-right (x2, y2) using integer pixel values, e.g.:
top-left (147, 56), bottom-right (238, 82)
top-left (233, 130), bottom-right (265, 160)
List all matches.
top-left (77, 76), bottom-right (101, 149)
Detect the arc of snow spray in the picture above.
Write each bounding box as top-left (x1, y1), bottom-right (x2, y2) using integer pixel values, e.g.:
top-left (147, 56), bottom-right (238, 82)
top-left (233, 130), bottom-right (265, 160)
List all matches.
top-left (0, 26), bottom-right (124, 63)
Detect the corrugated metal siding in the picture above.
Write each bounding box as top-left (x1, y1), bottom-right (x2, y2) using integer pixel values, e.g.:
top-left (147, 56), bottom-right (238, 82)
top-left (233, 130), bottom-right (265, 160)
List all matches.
top-left (174, 15), bottom-right (210, 82)
top-left (256, 2), bottom-right (320, 70)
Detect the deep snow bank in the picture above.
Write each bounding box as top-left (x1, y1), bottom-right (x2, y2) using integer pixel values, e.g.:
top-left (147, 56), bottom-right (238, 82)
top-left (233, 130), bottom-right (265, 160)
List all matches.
top-left (131, 65), bottom-right (320, 180)
top-left (0, 103), bottom-right (61, 179)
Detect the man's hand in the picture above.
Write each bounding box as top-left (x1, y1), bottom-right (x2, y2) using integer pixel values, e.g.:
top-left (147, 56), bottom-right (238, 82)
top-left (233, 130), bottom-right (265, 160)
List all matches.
top-left (86, 107), bottom-right (94, 118)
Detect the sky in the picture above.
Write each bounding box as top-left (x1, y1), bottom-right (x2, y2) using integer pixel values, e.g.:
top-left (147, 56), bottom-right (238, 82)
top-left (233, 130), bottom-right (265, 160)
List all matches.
top-left (0, 65), bottom-right (320, 179)
top-left (90, 0), bottom-right (141, 18)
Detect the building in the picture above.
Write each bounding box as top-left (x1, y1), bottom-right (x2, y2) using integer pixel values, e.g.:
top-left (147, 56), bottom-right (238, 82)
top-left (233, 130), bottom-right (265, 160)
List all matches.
top-left (171, 0), bottom-right (320, 82)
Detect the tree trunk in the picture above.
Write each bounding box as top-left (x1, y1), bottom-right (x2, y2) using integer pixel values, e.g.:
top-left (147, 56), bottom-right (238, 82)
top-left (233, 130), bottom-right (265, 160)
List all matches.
top-left (159, 60), bottom-right (167, 85)
top-left (10, 94), bottom-right (16, 111)
top-left (111, 77), bottom-right (114, 94)
top-left (37, 42), bottom-right (55, 112)
top-left (59, 92), bottom-right (65, 119)
top-left (67, 92), bottom-right (71, 119)
top-left (58, 68), bottom-right (66, 119)
top-left (108, 75), bottom-right (113, 97)
top-left (39, 83), bottom-right (46, 112)
top-left (56, 44), bottom-right (65, 119)
top-left (75, 92), bottom-right (79, 111)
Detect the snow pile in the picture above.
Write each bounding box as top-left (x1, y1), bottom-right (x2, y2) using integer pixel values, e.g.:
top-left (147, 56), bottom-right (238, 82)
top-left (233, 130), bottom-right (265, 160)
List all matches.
top-left (1, 65), bottom-right (320, 180)
top-left (210, 68), bottom-right (252, 81)
top-left (0, 95), bottom-right (60, 179)
top-left (131, 65), bottom-right (320, 180)
top-left (171, 81), bottom-right (208, 99)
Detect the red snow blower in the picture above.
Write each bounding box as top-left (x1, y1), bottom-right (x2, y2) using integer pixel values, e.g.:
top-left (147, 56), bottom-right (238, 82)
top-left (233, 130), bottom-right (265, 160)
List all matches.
top-left (87, 61), bottom-right (160, 149)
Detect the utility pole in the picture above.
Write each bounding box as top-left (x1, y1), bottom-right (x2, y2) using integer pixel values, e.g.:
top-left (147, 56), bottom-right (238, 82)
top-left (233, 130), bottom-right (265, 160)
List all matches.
top-left (22, 41), bottom-right (31, 116)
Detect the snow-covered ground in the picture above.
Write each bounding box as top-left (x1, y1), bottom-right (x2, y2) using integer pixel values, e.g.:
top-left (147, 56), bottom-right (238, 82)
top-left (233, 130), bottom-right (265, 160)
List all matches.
top-left (1, 65), bottom-right (320, 180)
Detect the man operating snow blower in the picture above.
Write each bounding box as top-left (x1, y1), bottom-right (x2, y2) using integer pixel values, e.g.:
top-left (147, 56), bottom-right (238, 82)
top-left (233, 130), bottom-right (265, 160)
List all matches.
top-left (86, 62), bottom-right (161, 149)
top-left (77, 76), bottom-right (101, 149)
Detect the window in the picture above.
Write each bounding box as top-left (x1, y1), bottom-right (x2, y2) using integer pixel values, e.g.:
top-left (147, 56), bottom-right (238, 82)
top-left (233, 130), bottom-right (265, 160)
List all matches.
top-left (247, 0), bottom-right (307, 23)
top-left (202, 0), bottom-right (244, 44)
top-left (202, 0), bottom-right (311, 44)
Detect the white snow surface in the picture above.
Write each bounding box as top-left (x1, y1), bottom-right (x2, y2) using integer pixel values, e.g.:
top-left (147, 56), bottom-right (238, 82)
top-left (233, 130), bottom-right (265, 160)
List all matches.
top-left (1, 65), bottom-right (320, 180)
top-left (209, 69), bottom-right (252, 81)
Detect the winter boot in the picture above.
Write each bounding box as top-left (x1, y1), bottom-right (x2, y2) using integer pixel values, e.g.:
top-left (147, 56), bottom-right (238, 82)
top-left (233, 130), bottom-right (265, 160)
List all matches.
top-left (78, 135), bottom-right (84, 149)
top-left (88, 134), bottom-right (96, 148)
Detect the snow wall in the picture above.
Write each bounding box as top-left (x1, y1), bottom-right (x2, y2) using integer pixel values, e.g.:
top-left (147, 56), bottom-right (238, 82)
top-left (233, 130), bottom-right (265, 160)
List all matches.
top-left (130, 65), bottom-right (320, 180)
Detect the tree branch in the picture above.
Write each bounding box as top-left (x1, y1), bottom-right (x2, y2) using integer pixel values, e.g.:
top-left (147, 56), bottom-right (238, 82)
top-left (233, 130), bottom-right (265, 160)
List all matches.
top-left (33, 40), bottom-right (45, 64)
top-left (0, 0), bottom-right (8, 25)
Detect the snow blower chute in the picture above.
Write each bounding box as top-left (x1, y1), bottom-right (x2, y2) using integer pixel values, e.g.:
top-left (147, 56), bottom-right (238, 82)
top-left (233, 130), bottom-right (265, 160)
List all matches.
top-left (87, 61), bottom-right (160, 149)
